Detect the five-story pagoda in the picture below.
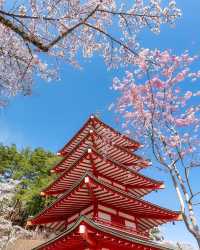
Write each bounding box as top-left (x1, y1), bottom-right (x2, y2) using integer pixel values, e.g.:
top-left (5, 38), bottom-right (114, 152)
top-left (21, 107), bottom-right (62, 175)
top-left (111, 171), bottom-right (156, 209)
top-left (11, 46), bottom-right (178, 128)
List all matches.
top-left (27, 115), bottom-right (182, 250)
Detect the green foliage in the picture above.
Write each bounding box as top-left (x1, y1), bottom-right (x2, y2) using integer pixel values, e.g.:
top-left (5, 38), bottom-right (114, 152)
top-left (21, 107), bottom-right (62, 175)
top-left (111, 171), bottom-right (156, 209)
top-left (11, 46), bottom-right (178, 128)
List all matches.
top-left (0, 144), bottom-right (59, 220)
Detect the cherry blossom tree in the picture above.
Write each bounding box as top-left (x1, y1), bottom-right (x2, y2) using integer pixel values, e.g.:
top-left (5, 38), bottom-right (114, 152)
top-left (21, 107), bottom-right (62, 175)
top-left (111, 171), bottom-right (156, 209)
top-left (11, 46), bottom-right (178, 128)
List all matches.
top-left (0, 176), bottom-right (33, 250)
top-left (112, 50), bottom-right (200, 247)
top-left (0, 0), bottom-right (181, 106)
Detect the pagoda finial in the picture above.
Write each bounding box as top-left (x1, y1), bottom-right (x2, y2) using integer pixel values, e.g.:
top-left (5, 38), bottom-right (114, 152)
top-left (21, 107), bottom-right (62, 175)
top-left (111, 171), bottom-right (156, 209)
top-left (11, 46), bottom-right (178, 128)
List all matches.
top-left (79, 224), bottom-right (86, 234)
top-left (159, 183), bottom-right (165, 189)
top-left (177, 214), bottom-right (183, 221)
top-left (84, 176), bottom-right (90, 183)
top-left (87, 148), bottom-right (92, 153)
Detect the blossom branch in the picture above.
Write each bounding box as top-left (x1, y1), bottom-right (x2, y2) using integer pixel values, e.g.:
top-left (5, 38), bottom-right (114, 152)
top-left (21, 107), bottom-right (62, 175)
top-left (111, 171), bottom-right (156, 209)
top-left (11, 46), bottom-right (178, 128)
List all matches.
top-left (113, 50), bottom-right (200, 245)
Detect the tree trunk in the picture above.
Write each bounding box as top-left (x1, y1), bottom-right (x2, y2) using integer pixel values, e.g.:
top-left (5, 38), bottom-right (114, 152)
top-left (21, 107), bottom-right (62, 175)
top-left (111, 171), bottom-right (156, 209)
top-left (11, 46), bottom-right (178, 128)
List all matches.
top-left (193, 233), bottom-right (200, 249)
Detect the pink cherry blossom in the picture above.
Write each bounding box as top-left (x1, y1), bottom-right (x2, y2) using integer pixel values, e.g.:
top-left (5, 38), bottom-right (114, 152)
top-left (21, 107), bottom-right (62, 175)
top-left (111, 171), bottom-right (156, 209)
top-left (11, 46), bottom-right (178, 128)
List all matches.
top-left (113, 50), bottom-right (200, 161)
top-left (184, 91), bottom-right (193, 100)
top-left (112, 50), bottom-right (200, 247)
top-left (0, 0), bottom-right (181, 107)
top-left (151, 77), bottom-right (165, 89)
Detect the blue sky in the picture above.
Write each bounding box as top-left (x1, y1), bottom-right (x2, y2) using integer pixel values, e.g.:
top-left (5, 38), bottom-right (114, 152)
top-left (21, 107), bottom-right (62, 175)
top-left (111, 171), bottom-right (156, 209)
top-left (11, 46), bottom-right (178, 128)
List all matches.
top-left (0, 1), bottom-right (200, 248)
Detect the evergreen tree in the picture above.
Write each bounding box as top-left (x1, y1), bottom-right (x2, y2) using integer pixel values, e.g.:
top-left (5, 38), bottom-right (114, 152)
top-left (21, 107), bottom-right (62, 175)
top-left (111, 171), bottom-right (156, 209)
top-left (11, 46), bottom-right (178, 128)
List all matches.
top-left (0, 144), bottom-right (59, 223)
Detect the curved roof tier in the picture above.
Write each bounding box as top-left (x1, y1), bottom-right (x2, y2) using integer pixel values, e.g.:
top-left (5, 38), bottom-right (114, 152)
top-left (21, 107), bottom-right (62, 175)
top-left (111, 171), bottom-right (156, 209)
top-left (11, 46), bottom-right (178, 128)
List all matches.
top-left (32, 216), bottom-right (174, 250)
top-left (58, 115), bottom-right (141, 156)
top-left (29, 172), bottom-right (181, 232)
top-left (43, 148), bottom-right (163, 197)
top-left (53, 129), bottom-right (149, 173)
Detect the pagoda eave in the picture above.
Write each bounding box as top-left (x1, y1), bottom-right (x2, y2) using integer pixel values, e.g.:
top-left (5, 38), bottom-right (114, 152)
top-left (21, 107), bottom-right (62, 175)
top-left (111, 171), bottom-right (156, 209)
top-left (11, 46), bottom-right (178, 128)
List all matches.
top-left (52, 129), bottom-right (149, 174)
top-left (32, 216), bottom-right (174, 250)
top-left (43, 148), bottom-right (163, 198)
top-left (30, 173), bottom-right (181, 231)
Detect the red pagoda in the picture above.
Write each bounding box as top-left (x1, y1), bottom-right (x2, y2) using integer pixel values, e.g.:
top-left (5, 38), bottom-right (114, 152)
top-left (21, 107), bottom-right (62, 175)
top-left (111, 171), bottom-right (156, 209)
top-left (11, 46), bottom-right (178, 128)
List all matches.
top-left (28, 115), bottom-right (182, 250)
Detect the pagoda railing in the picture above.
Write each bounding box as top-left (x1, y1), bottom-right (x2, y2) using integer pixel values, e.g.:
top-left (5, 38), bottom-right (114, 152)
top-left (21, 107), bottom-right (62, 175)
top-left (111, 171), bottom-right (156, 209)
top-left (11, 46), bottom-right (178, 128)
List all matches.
top-left (93, 217), bottom-right (149, 239)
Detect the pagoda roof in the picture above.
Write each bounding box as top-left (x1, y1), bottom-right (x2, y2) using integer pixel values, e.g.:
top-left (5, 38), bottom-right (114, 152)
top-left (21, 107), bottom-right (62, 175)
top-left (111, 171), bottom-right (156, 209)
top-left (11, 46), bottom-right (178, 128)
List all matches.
top-left (33, 216), bottom-right (174, 250)
top-left (58, 115), bottom-right (140, 156)
top-left (43, 148), bottom-right (163, 197)
top-left (29, 172), bottom-right (181, 232)
top-left (53, 129), bottom-right (149, 173)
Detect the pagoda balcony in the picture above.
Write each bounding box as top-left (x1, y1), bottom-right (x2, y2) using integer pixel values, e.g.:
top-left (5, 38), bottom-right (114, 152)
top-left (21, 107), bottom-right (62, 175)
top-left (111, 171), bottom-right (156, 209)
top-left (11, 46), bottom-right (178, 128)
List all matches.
top-left (93, 217), bottom-right (149, 239)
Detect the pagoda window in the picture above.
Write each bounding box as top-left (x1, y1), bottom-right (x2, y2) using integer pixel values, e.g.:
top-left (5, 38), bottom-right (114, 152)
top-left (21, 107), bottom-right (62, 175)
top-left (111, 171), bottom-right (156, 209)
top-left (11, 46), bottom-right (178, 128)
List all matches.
top-left (125, 219), bottom-right (136, 231)
top-left (98, 211), bottom-right (111, 222)
top-left (111, 214), bottom-right (125, 226)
